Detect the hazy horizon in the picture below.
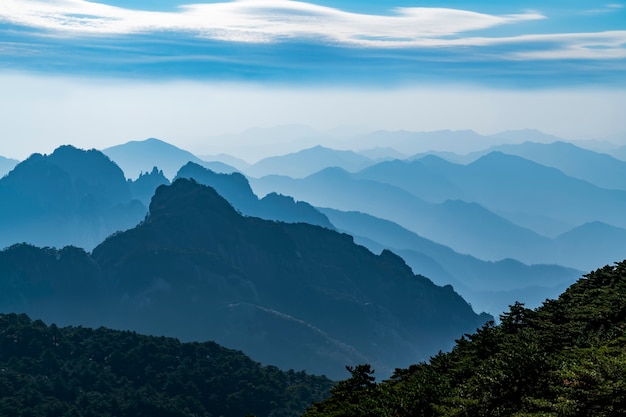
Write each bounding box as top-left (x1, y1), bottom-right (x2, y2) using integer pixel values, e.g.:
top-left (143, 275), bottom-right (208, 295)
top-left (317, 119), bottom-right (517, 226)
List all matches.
top-left (1, 0), bottom-right (625, 160)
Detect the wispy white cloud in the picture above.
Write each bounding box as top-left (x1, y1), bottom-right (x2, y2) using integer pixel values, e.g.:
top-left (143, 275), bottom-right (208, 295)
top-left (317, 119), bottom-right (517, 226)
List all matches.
top-left (579, 3), bottom-right (624, 15)
top-left (0, 0), bottom-right (544, 47)
top-left (483, 31), bottom-right (626, 60)
top-left (1, 0), bottom-right (624, 83)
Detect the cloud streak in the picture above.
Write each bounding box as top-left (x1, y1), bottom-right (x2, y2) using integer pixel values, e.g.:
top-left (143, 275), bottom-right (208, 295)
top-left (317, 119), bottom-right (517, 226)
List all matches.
top-left (1, 0), bottom-right (544, 47)
top-left (0, 0), bottom-right (624, 85)
top-left (580, 3), bottom-right (624, 15)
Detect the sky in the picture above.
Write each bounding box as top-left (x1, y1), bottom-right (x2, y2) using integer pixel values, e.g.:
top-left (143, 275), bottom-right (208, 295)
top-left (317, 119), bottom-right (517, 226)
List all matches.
top-left (0, 0), bottom-right (625, 160)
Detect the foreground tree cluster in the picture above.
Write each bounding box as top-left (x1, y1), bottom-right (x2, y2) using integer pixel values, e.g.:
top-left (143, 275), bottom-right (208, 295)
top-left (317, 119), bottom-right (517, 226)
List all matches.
top-left (305, 261), bottom-right (626, 416)
top-left (0, 314), bottom-right (333, 417)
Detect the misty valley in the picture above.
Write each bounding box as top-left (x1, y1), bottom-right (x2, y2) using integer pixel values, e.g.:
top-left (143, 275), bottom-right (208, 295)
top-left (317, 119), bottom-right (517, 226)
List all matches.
top-left (1, 134), bottom-right (626, 416)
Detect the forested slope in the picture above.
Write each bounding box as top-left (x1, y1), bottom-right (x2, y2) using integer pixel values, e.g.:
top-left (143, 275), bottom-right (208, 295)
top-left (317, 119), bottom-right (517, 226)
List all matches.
top-left (0, 313), bottom-right (334, 417)
top-left (305, 261), bottom-right (626, 416)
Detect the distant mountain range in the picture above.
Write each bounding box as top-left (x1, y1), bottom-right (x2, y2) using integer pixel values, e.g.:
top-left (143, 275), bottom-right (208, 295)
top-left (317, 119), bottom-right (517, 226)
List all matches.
top-left (319, 208), bottom-right (582, 315)
top-left (0, 146), bottom-right (336, 251)
top-left (200, 126), bottom-right (579, 162)
top-left (98, 142), bottom-right (604, 315)
top-left (107, 145), bottom-right (600, 316)
top-left (336, 128), bottom-right (563, 156)
top-left (390, 151), bottom-right (626, 236)
top-left (250, 149), bottom-right (626, 272)
top-left (249, 167), bottom-right (552, 263)
top-left (489, 141), bottom-right (626, 191)
top-left (0, 179), bottom-right (491, 379)
top-left (2, 135), bottom-right (624, 327)
top-left (244, 145), bottom-right (375, 178)
top-left (427, 141), bottom-right (626, 192)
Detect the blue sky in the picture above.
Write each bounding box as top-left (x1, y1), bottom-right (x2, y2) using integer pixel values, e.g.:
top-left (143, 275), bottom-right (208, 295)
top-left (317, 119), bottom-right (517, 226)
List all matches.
top-left (0, 0), bottom-right (625, 159)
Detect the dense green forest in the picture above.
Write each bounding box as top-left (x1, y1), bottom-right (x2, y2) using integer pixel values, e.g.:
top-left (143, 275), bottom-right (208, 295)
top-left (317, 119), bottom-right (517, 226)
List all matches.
top-left (0, 313), bottom-right (333, 417)
top-left (305, 261), bottom-right (626, 416)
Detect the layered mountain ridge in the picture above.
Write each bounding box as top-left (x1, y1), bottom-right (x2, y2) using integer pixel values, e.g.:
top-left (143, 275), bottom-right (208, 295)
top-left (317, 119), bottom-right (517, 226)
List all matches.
top-left (0, 178), bottom-right (491, 379)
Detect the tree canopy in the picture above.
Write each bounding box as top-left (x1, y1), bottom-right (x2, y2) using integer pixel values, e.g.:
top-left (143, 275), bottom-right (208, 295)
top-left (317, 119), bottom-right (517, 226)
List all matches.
top-left (305, 261), bottom-right (626, 417)
top-left (0, 313), bottom-right (334, 417)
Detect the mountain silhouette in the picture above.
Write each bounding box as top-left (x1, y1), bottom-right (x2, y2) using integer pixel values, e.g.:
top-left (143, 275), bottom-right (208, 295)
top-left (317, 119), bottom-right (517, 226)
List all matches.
top-left (198, 153), bottom-right (252, 171)
top-left (476, 141), bottom-right (626, 191)
top-left (0, 147), bottom-right (337, 252)
top-left (365, 152), bottom-right (626, 237)
top-left (489, 128), bottom-right (563, 144)
top-left (345, 152), bottom-right (626, 269)
top-left (103, 137), bottom-right (238, 180)
top-left (551, 221), bottom-right (626, 270)
top-left (320, 207), bottom-right (582, 316)
top-left (176, 161), bottom-right (334, 229)
top-left (354, 158), bottom-right (467, 203)
top-left (128, 166), bottom-right (170, 205)
top-left (353, 129), bottom-right (492, 155)
top-left (610, 144), bottom-right (626, 161)
top-left (0, 155), bottom-right (19, 177)
top-left (0, 179), bottom-right (491, 379)
top-left (0, 145), bottom-right (146, 250)
top-left (245, 145), bottom-right (374, 178)
top-left (463, 152), bottom-right (626, 231)
top-left (250, 167), bottom-right (550, 262)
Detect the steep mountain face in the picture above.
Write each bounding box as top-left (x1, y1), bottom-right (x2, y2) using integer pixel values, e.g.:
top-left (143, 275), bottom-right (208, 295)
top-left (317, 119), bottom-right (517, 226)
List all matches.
top-left (0, 146), bottom-right (146, 251)
top-left (0, 179), bottom-right (491, 380)
top-left (176, 162), bottom-right (335, 229)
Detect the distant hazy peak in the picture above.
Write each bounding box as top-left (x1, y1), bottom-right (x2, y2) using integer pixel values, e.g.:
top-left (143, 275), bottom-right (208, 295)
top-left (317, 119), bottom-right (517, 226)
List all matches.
top-left (490, 128), bottom-right (563, 143)
top-left (305, 166), bottom-right (352, 179)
